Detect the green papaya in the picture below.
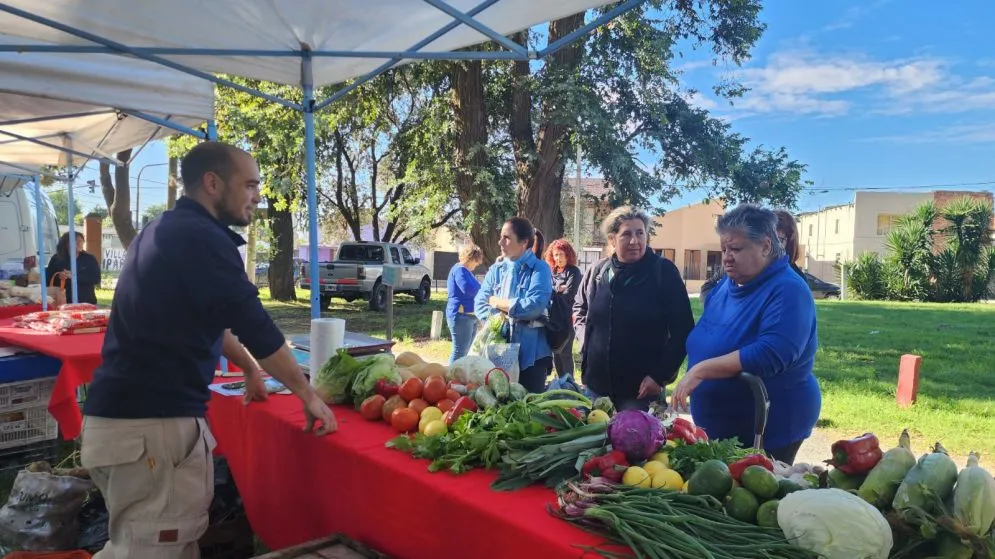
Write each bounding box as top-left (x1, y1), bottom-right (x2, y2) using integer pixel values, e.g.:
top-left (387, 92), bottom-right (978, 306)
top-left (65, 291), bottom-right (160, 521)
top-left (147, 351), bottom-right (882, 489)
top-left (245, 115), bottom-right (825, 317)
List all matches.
top-left (858, 429), bottom-right (917, 508)
top-left (952, 452), bottom-right (995, 537)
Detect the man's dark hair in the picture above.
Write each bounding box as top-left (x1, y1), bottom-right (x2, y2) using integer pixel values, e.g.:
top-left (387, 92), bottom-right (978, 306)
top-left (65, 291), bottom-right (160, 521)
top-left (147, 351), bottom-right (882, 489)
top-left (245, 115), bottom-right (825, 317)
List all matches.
top-left (179, 141), bottom-right (241, 193)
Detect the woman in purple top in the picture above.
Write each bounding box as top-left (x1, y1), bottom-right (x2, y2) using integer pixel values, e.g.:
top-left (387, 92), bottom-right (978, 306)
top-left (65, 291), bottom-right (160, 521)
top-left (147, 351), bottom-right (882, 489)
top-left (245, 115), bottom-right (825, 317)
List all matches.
top-left (446, 243), bottom-right (484, 363)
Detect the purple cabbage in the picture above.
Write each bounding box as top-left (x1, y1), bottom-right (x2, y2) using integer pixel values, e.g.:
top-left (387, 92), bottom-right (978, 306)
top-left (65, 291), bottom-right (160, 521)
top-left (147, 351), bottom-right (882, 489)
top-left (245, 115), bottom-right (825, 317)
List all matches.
top-left (607, 410), bottom-right (666, 463)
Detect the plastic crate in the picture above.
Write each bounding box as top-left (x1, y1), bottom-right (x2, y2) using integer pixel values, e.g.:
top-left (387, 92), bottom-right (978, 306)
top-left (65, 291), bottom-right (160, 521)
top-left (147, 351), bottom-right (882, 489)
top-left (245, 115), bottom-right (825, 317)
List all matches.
top-left (0, 377), bottom-right (56, 413)
top-left (252, 534), bottom-right (390, 558)
top-left (0, 352), bottom-right (61, 384)
top-left (0, 404), bottom-right (58, 451)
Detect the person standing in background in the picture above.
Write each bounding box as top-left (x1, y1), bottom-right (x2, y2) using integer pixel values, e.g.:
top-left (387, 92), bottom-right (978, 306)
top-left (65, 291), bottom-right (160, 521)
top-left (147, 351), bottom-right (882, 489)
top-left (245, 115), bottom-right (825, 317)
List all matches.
top-left (544, 239), bottom-right (582, 381)
top-left (446, 243), bottom-right (484, 364)
top-left (46, 232), bottom-right (101, 305)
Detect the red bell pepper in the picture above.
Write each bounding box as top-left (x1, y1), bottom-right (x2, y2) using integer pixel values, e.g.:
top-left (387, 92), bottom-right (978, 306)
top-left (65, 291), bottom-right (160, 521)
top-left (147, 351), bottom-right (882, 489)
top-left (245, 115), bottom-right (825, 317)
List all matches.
top-left (666, 418), bottom-right (699, 445)
top-left (728, 454), bottom-right (775, 481)
top-left (581, 450), bottom-right (629, 482)
top-left (443, 396), bottom-right (478, 427)
top-left (825, 433), bottom-right (883, 476)
top-left (374, 379), bottom-right (399, 399)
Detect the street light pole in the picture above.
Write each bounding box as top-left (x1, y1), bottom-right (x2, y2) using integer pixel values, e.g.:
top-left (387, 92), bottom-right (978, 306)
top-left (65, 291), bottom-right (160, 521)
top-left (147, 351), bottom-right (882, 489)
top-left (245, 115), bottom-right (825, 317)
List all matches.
top-left (574, 145), bottom-right (582, 250)
top-left (136, 162), bottom-right (168, 229)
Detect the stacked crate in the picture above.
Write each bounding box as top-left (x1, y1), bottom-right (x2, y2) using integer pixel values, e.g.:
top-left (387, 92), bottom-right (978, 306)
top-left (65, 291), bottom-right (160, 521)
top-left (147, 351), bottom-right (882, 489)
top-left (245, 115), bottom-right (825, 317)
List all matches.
top-left (0, 350), bottom-right (61, 457)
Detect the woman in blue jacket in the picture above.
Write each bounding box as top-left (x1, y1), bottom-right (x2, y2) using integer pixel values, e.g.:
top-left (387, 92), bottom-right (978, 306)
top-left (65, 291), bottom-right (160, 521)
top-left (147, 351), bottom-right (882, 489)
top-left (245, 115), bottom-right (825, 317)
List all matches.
top-left (446, 243), bottom-right (484, 364)
top-left (475, 217), bottom-right (554, 393)
top-left (671, 205), bottom-right (821, 464)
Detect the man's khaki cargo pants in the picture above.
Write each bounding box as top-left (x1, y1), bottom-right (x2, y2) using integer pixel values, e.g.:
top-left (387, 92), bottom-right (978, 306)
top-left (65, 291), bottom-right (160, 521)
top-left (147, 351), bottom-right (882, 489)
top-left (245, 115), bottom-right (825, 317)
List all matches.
top-left (81, 416), bottom-right (216, 559)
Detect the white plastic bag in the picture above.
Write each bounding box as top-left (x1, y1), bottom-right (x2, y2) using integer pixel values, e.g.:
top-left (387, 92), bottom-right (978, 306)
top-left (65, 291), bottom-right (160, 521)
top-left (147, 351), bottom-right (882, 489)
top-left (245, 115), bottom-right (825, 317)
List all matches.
top-left (481, 343), bottom-right (520, 384)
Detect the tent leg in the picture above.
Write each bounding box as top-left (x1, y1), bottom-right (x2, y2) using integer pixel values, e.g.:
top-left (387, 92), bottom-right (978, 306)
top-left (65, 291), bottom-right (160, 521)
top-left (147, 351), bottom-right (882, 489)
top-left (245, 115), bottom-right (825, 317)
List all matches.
top-left (207, 120), bottom-right (217, 141)
top-left (33, 174), bottom-right (48, 311)
top-left (64, 137), bottom-right (79, 305)
top-left (302, 52), bottom-right (320, 320)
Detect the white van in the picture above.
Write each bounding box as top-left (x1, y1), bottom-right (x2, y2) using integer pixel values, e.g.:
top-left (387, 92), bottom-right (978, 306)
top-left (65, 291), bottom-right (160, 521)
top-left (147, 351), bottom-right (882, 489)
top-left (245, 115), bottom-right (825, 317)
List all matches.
top-left (0, 177), bottom-right (60, 280)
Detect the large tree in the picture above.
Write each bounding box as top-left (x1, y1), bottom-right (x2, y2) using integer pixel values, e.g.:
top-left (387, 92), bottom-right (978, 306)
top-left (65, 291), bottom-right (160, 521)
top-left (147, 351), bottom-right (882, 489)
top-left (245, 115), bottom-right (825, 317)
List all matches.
top-left (447, 0), bottom-right (808, 254)
top-left (99, 149), bottom-right (138, 249)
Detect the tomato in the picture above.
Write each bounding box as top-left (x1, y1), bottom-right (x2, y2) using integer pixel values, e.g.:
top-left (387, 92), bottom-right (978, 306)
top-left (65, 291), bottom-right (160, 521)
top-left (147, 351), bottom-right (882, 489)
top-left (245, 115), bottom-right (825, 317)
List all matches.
top-left (391, 407), bottom-right (420, 433)
top-left (407, 398), bottom-right (429, 415)
top-left (445, 389), bottom-right (461, 402)
top-left (398, 377), bottom-right (424, 403)
top-left (360, 395), bottom-right (385, 421)
top-left (436, 398), bottom-right (455, 413)
top-left (422, 380), bottom-right (447, 404)
top-left (382, 395), bottom-right (407, 423)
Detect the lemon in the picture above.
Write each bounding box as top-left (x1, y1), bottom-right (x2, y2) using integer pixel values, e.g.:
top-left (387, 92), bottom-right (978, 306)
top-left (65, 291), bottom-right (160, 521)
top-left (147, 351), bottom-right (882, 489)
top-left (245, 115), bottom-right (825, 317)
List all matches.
top-left (642, 460), bottom-right (668, 477)
top-left (622, 466), bottom-right (652, 488)
top-left (418, 417), bottom-right (433, 434)
top-left (423, 419), bottom-right (448, 437)
top-left (586, 409), bottom-right (610, 424)
top-left (650, 468), bottom-right (684, 490)
top-left (649, 452), bottom-right (671, 468)
top-left (421, 406), bottom-right (443, 422)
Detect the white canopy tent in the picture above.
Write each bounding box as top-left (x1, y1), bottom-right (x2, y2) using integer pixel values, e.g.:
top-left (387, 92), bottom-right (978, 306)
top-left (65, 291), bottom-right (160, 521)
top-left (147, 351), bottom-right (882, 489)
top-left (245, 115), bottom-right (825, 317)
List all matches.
top-left (0, 32), bottom-right (215, 305)
top-left (0, 0), bottom-right (646, 318)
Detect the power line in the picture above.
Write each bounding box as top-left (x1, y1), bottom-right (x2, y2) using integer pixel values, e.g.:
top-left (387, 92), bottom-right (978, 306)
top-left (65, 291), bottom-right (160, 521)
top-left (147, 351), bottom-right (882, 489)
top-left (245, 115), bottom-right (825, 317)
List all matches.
top-left (803, 180), bottom-right (995, 194)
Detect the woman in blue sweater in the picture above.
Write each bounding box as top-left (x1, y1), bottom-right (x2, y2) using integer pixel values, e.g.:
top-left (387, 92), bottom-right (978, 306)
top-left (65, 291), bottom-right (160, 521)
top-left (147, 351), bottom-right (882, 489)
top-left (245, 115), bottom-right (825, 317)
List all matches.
top-left (446, 243), bottom-right (484, 364)
top-left (671, 205), bottom-right (821, 464)
top-left (475, 217), bottom-right (554, 393)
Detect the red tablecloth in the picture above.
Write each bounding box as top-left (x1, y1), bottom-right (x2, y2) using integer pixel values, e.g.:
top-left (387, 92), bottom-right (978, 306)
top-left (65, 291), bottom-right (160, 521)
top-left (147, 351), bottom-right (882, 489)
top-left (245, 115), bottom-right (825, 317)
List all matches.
top-left (0, 304), bottom-right (42, 320)
top-left (207, 389), bottom-right (606, 559)
top-left (0, 319), bottom-right (103, 440)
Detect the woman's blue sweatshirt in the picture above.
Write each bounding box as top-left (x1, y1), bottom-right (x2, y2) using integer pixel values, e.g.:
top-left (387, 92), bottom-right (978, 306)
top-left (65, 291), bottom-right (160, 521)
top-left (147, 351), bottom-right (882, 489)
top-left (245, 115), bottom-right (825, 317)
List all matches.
top-left (687, 257), bottom-right (821, 450)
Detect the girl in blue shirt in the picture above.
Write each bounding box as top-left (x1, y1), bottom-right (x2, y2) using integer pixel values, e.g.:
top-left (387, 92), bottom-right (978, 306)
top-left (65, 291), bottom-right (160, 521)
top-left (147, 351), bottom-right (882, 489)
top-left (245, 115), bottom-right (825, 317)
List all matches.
top-left (475, 217), bottom-right (554, 393)
top-left (446, 243), bottom-right (484, 363)
top-left (671, 205), bottom-right (821, 464)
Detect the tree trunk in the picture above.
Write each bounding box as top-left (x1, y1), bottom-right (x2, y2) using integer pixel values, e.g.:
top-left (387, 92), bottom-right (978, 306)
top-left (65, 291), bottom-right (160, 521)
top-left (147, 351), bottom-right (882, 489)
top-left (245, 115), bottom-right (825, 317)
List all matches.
top-left (166, 156), bottom-right (178, 210)
top-left (267, 198), bottom-right (297, 301)
top-left (450, 61), bottom-right (501, 264)
top-left (99, 149), bottom-right (138, 249)
top-left (513, 14), bottom-right (586, 243)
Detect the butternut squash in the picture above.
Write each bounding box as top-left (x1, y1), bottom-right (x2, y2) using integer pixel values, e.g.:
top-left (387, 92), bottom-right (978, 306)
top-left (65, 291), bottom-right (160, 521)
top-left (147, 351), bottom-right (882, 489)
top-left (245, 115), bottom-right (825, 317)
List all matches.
top-left (405, 361), bottom-right (448, 381)
top-left (394, 351), bottom-right (425, 368)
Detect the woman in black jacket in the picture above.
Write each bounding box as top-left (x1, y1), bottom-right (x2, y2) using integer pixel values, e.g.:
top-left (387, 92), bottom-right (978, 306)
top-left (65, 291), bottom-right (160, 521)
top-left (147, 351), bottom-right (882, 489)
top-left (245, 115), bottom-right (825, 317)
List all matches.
top-left (544, 239), bottom-right (582, 380)
top-left (573, 207), bottom-right (695, 411)
top-left (46, 232), bottom-right (101, 305)
top-left (700, 209), bottom-right (804, 304)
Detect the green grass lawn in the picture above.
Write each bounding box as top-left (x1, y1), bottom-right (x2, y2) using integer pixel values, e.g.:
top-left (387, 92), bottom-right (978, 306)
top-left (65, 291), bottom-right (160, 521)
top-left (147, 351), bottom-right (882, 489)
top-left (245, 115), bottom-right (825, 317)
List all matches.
top-left (95, 287), bottom-right (995, 459)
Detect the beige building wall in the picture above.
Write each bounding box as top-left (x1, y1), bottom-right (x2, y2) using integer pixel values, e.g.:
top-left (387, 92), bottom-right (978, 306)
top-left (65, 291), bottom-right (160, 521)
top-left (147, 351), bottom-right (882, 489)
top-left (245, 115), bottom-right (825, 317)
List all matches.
top-left (649, 200), bottom-right (725, 293)
top-left (798, 191), bottom-right (934, 282)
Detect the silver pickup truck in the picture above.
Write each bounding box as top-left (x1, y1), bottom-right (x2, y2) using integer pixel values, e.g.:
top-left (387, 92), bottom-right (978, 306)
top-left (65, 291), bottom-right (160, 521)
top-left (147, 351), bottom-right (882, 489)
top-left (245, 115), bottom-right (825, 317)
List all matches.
top-left (300, 241), bottom-right (433, 311)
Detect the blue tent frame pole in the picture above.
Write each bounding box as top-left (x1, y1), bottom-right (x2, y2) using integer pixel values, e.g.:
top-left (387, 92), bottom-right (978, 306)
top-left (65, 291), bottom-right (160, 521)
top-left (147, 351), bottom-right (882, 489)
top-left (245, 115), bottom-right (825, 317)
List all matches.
top-left (207, 120), bottom-right (217, 141)
top-left (302, 51), bottom-right (321, 319)
top-left (62, 137), bottom-right (79, 305)
top-left (32, 174), bottom-right (47, 311)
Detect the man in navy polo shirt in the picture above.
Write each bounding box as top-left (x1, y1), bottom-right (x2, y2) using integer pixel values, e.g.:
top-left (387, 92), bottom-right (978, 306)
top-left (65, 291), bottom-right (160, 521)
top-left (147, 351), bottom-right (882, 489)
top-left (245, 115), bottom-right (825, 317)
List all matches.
top-left (80, 141), bottom-right (335, 559)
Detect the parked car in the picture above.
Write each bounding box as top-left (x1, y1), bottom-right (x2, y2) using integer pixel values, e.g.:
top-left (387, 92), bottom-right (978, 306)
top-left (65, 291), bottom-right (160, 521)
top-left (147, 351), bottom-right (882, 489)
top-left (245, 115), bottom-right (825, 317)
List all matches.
top-left (299, 241), bottom-right (432, 311)
top-left (803, 272), bottom-right (841, 299)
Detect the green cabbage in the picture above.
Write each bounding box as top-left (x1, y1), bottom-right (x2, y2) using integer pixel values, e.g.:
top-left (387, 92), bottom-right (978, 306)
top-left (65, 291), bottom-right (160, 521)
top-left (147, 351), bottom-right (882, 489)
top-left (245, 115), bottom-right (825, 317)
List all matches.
top-left (778, 488), bottom-right (893, 559)
top-left (350, 354), bottom-right (401, 406)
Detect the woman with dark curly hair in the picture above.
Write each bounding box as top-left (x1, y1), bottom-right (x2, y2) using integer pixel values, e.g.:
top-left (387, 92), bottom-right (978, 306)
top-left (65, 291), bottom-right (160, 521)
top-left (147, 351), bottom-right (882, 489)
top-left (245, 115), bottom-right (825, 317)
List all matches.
top-left (544, 238), bottom-right (582, 380)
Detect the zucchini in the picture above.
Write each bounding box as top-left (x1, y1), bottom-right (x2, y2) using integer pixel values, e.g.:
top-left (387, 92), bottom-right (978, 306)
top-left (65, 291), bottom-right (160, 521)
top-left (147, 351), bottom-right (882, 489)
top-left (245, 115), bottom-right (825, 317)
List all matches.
top-left (473, 386), bottom-right (499, 409)
top-left (892, 441), bottom-right (958, 513)
top-left (485, 368), bottom-right (511, 401)
top-left (508, 382), bottom-right (528, 401)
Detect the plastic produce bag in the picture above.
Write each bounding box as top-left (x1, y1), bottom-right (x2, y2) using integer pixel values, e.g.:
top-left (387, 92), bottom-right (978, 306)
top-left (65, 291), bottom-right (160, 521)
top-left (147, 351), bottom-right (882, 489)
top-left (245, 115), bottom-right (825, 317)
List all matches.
top-left (0, 464), bottom-right (94, 551)
top-left (480, 343), bottom-right (520, 384)
top-left (76, 492), bottom-right (108, 553)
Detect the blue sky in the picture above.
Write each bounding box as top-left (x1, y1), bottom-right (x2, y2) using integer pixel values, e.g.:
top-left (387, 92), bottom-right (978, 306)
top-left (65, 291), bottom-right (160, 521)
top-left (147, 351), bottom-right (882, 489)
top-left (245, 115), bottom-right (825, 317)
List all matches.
top-left (60, 0), bottom-right (995, 218)
top-left (667, 0), bottom-right (995, 212)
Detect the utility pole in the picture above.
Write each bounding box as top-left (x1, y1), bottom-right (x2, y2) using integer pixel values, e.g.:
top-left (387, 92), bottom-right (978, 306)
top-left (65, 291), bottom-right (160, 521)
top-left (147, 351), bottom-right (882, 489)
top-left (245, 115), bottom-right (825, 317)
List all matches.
top-left (574, 146), bottom-right (582, 249)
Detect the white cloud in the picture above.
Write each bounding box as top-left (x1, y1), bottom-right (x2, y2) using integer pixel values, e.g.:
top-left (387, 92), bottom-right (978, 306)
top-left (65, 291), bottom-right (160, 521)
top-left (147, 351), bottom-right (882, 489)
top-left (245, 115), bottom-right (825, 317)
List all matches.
top-left (863, 122), bottom-right (995, 144)
top-left (684, 90), bottom-right (718, 110)
top-left (728, 50), bottom-right (995, 117)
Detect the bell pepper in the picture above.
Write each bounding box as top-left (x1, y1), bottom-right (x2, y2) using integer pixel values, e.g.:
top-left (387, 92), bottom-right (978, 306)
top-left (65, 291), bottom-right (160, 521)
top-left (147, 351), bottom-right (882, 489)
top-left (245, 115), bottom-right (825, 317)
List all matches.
top-left (374, 379), bottom-right (399, 399)
top-left (825, 433), bottom-right (883, 476)
top-left (666, 418), bottom-right (699, 445)
top-left (443, 396), bottom-right (478, 427)
top-left (728, 454), bottom-right (775, 481)
top-left (581, 450), bottom-right (629, 482)
top-left (693, 426), bottom-right (708, 442)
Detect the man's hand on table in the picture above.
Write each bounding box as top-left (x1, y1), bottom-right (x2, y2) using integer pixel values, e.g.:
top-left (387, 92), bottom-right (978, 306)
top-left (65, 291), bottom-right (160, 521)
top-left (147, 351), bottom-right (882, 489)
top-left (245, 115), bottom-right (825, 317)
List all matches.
top-left (303, 392), bottom-right (337, 435)
top-left (243, 371), bottom-right (269, 405)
